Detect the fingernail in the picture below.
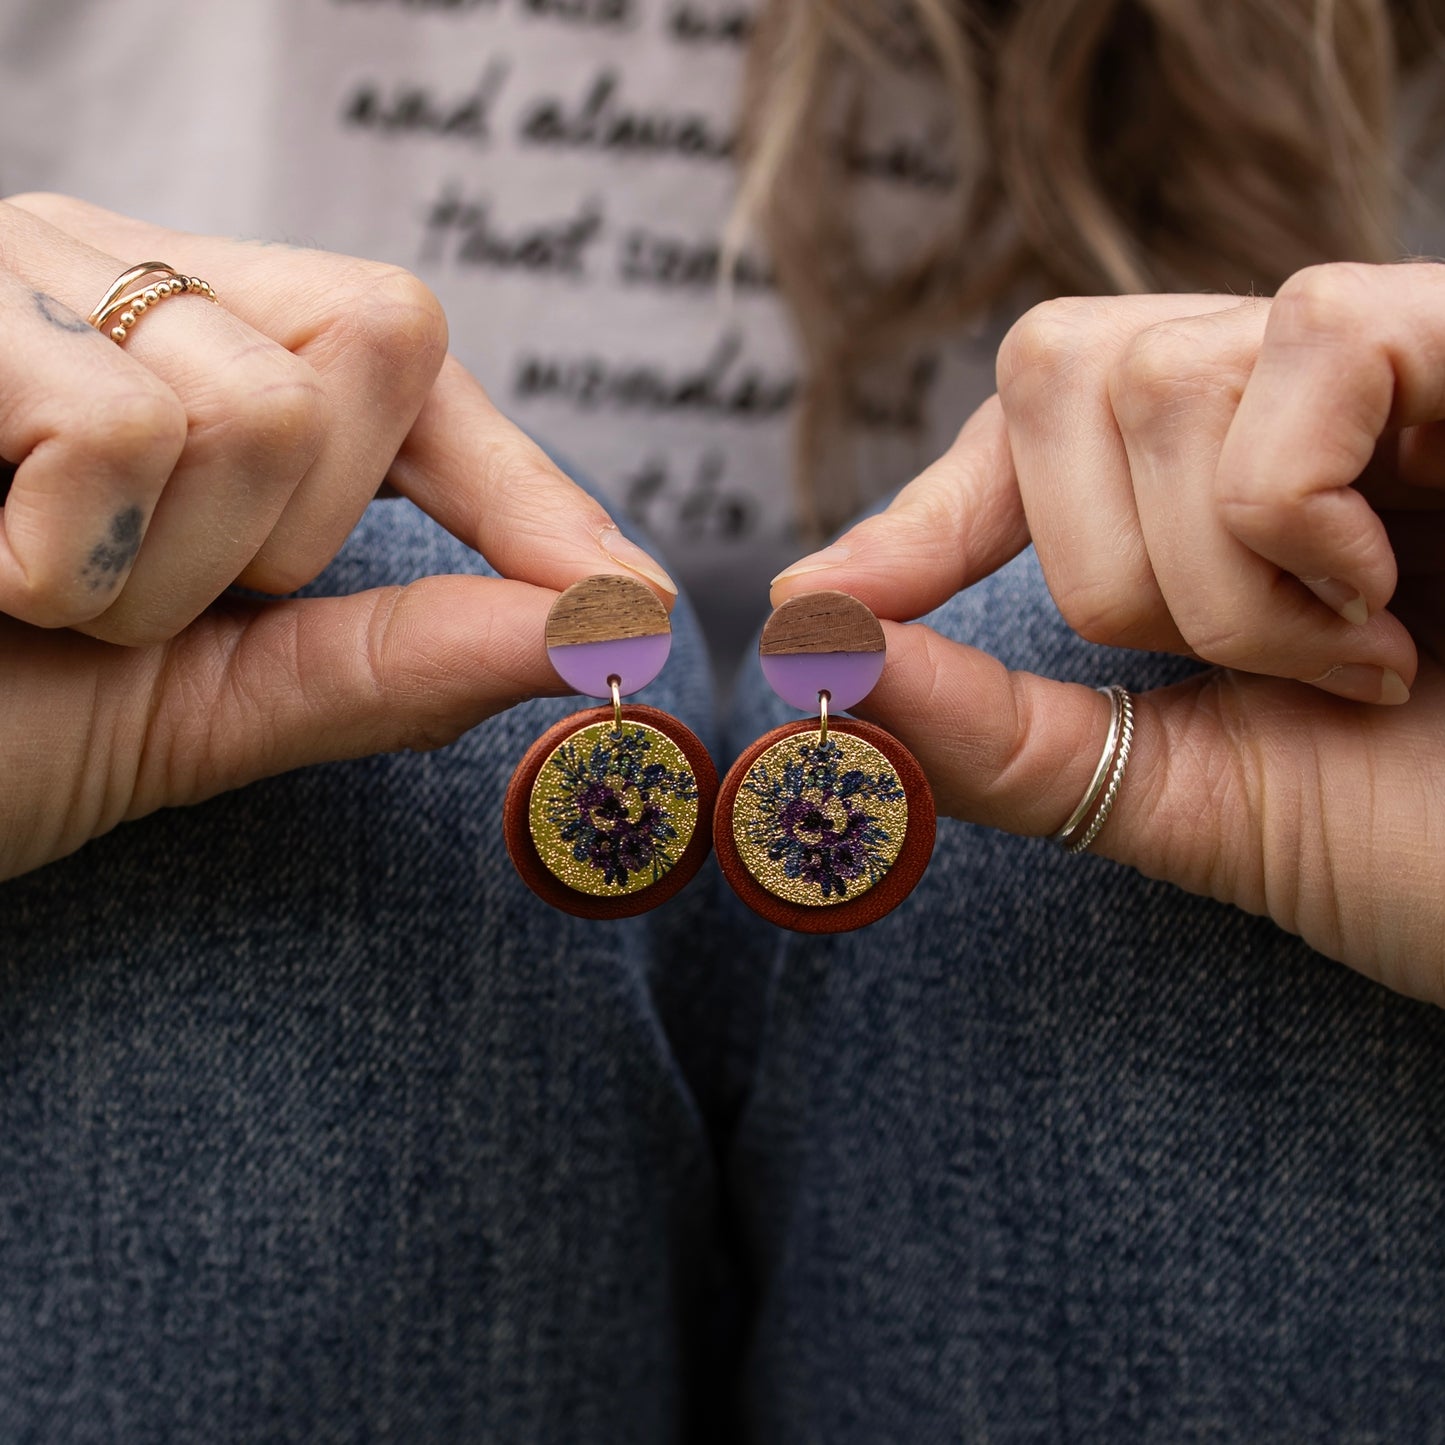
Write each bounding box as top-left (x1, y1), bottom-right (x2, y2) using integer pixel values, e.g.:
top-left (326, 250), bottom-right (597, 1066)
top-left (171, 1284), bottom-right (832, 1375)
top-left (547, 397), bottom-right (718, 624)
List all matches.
top-left (1300, 577), bottom-right (1368, 627)
top-left (771, 542), bottom-right (851, 586)
top-left (1380, 668), bottom-right (1411, 705)
top-left (1308, 664), bottom-right (1411, 705)
top-left (599, 527), bottom-right (677, 596)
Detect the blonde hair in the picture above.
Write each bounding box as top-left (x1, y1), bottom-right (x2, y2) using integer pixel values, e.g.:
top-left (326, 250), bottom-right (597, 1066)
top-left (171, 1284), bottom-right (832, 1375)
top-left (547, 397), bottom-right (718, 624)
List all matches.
top-left (738, 0), bottom-right (1445, 535)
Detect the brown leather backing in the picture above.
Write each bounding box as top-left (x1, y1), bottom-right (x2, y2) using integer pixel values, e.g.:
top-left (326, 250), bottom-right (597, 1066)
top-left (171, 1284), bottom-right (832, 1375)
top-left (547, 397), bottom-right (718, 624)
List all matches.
top-left (714, 717), bottom-right (936, 934)
top-left (504, 704), bottom-right (718, 919)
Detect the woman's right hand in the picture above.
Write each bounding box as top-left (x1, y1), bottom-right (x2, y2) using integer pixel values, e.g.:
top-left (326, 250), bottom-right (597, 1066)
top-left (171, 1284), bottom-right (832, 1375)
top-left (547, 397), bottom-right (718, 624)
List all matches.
top-left (773, 266), bottom-right (1445, 1000)
top-left (0, 195), bottom-right (676, 880)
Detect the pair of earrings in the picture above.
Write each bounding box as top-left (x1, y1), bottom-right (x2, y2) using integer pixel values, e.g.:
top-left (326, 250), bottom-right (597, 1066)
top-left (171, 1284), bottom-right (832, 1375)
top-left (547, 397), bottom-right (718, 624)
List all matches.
top-left (503, 575), bottom-right (936, 932)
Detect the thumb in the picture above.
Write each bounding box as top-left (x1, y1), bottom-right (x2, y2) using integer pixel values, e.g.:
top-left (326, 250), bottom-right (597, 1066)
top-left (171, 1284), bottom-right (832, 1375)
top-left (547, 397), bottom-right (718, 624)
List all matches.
top-left (856, 619), bottom-right (1259, 912)
top-left (128, 575), bottom-right (561, 816)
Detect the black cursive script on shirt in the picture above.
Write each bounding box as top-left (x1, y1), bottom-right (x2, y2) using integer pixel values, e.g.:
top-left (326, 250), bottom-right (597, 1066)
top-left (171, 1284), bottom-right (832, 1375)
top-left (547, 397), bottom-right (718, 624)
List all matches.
top-left (514, 331), bottom-right (795, 418)
top-left (618, 227), bottom-right (774, 292)
top-left (342, 61), bottom-right (509, 144)
top-left (519, 70), bottom-right (734, 160)
top-left (420, 185), bottom-right (605, 274)
top-left (848, 354), bottom-right (939, 435)
top-left (623, 448), bottom-right (756, 542)
top-left (666, 1), bottom-right (753, 44)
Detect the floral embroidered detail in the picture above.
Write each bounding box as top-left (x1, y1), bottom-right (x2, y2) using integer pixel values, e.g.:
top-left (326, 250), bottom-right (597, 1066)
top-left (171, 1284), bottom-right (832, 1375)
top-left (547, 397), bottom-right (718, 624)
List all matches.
top-left (738, 738), bottom-right (905, 901)
top-left (541, 724), bottom-right (698, 890)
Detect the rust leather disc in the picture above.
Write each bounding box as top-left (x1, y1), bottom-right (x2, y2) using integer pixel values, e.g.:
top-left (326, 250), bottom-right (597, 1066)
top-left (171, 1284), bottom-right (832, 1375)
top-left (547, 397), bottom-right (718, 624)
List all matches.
top-left (504, 704), bottom-right (718, 919)
top-left (714, 717), bottom-right (936, 934)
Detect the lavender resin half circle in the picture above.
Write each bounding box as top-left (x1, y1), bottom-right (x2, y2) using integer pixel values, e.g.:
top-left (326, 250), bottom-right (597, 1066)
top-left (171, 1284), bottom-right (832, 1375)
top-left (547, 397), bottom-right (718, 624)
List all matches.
top-left (760, 649), bottom-right (886, 714)
top-left (547, 632), bottom-right (672, 699)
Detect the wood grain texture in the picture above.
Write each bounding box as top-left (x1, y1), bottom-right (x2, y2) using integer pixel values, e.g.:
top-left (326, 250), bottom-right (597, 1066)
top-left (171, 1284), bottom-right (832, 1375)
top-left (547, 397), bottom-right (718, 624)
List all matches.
top-left (545, 574), bottom-right (670, 647)
top-left (504, 704), bottom-right (717, 919)
top-left (759, 590), bottom-right (885, 656)
top-left (713, 718), bottom-right (935, 934)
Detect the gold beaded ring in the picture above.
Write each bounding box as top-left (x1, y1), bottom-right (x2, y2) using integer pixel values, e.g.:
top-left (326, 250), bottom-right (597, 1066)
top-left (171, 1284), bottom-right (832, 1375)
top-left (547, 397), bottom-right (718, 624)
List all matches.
top-left (86, 261), bottom-right (218, 344)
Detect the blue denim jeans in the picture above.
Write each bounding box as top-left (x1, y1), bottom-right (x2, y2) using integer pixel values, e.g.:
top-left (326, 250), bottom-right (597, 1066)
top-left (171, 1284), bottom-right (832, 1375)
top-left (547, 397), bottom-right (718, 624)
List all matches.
top-left (3, 501), bottom-right (1443, 1444)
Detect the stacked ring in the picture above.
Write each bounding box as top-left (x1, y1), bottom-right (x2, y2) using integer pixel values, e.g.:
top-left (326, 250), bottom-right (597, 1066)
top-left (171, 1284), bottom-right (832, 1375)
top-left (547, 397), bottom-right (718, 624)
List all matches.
top-left (1050, 684), bottom-right (1135, 855)
top-left (86, 262), bottom-right (218, 344)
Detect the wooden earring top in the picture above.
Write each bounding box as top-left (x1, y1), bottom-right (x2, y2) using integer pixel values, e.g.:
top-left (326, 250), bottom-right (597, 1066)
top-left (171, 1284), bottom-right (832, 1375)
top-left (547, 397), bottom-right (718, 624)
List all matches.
top-left (760, 590), bottom-right (884, 656)
top-left (545, 574), bottom-right (671, 648)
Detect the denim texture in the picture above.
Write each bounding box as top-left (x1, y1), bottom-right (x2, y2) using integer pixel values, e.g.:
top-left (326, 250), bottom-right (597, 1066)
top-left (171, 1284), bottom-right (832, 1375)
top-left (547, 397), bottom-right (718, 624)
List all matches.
top-left (0, 502), bottom-right (726, 1444)
top-left (3, 505), bottom-right (1443, 1443)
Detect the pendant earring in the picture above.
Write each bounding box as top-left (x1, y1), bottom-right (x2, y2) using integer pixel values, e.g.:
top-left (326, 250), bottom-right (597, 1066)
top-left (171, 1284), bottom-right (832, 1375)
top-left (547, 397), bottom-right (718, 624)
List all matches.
top-left (715, 590), bottom-right (936, 933)
top-left (505, 574), bottom-right (718, 918)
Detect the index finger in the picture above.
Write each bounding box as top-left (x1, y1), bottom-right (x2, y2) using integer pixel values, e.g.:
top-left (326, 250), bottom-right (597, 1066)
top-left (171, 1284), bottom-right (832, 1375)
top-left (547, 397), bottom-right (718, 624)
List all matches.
top-left (386, 355), bottom-right (679, 604)
top-left (770, 396), bottom-right (1028, 619)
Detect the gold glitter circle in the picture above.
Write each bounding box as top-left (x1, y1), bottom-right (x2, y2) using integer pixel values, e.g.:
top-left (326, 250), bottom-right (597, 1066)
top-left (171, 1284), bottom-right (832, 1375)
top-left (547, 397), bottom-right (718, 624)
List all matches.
top-left (730, 730), bottom-right (909, 907)
top-left (528, 720), bottom-right (700, 897)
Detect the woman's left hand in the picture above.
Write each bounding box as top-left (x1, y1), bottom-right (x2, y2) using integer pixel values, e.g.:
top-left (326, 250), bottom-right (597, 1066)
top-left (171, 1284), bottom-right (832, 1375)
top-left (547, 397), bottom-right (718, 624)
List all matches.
top-left (772, 263), bottom-right (1445, 1001)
